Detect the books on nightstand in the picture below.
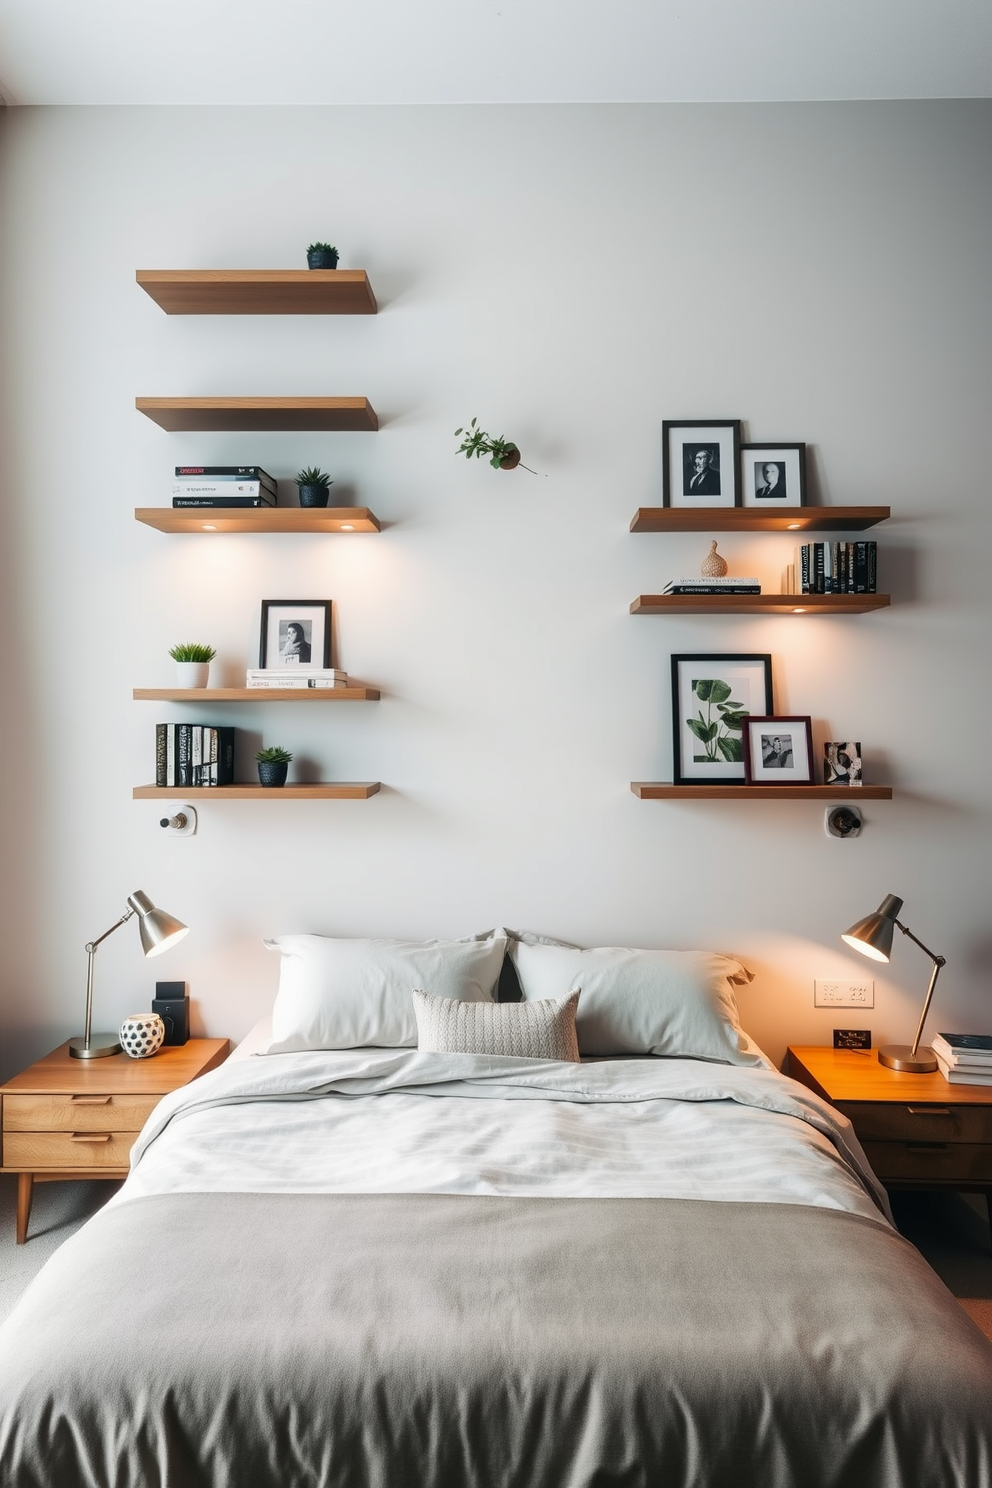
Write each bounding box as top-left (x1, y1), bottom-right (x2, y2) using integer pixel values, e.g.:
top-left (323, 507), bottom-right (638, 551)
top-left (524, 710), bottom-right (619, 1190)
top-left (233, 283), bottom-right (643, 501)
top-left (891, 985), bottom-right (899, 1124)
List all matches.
top-left (933, 1033), bottom-right (992, 1084)
top-left (156, 724), bottom-right (235, 787)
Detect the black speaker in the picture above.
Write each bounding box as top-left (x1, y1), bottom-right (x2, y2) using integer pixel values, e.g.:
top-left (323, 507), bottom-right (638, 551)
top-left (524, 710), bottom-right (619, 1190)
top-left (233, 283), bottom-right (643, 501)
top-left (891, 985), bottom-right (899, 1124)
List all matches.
top-left (153, 982), bottom-right (189, 1045)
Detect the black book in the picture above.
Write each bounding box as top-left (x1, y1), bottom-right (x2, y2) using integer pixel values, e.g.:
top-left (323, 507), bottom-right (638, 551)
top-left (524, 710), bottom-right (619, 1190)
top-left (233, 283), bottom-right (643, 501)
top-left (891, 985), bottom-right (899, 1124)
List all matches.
top-left (867, 541), bottom-right (877, 593)
top-left (665, 585), bottom-right (761, 595)
top-left (203, 725), bottom-right (236, 786)
top-left (800, 544), bottom-right (810, 594)
top-left (173, 495), bottom-right (276, 508)
top-left (177, 723), bottom-right (191, 787)
top-left (156, 724), bottom-right (168, 788)
top-left (813, 543), bottom-right (825, 594)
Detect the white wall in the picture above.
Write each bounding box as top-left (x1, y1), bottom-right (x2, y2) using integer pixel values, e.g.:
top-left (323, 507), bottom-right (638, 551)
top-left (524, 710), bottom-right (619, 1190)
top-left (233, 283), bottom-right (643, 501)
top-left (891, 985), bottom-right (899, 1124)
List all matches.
top-left (1, 101), bottom-right (990, 1077)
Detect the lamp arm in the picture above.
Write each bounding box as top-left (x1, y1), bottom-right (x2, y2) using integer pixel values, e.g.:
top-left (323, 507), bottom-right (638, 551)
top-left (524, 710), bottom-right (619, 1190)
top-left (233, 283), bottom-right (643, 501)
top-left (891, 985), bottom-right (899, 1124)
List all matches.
top-left (81, 908), bottom-right (135, 1051)
top-left (895, 920), bottom-right (947, 1059)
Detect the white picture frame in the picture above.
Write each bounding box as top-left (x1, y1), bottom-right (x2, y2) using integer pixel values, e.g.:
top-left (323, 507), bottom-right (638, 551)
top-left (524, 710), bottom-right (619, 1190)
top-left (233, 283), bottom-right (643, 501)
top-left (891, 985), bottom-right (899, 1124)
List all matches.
top-left (740, 443), bottom-right (806, 508)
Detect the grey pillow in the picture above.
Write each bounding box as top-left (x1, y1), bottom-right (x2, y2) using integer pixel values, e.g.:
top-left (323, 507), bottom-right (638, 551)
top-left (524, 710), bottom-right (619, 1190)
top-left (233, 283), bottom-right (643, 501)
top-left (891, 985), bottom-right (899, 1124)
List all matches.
top-left (412, 988), bottom-right (580, 1062)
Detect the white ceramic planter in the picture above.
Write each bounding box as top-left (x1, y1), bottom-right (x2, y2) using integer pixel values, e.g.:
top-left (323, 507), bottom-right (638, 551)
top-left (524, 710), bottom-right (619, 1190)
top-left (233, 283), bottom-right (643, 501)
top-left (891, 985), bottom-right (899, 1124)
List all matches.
top-left (119, 1013), bottom-right (165, 1059)
top-left (175, 661), bottom-right (210, 688)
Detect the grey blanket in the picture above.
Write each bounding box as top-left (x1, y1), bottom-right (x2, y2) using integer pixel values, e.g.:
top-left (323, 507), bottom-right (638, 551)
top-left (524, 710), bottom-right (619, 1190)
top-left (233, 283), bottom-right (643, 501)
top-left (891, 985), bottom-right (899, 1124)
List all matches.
top-left (1, 1191), bottom-right (990, 1487)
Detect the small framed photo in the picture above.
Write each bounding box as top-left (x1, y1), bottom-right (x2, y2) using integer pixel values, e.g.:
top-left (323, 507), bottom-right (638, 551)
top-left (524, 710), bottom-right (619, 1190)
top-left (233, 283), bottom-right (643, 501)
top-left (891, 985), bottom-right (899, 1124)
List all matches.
top-left (663, 420), bottom-right (742, 509)
top-left (671, 654), bottom-right (772, 785)
top-left (259, 600), bottom-right (332, 670)
top-left (824, 741), bottom-right (863, 786)
top-left (743, 716), bottom-right (814, 784)
top-left (740, 443), bottom-right (806, 508)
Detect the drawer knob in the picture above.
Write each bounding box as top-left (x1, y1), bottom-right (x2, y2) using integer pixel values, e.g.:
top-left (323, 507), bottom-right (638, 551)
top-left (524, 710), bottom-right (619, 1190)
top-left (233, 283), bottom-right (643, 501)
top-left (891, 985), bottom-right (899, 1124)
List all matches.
top-left (69, 1132), bottom-right (113, 1143)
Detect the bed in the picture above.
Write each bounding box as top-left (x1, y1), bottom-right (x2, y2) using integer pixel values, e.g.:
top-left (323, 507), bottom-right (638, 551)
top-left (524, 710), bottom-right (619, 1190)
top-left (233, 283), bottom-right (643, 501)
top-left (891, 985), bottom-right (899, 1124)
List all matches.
top-left (1, 929), bottom-right (991, 1488)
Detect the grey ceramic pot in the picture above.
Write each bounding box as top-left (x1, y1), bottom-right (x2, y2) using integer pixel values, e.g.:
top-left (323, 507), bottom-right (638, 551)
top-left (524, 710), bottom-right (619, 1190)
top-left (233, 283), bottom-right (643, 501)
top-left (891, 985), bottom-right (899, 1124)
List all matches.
top-left (306, 249), bottom-right (339, 269)
top-left (298, 484), bottom-right (330, 508)
top-left (257, 760), bottom-right (289, 788)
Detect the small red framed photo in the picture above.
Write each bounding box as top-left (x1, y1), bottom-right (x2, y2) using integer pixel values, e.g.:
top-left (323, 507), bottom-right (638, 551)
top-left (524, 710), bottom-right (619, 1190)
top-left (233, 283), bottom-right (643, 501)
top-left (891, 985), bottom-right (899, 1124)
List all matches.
top-left (743, 716), bottom-right (814, 784)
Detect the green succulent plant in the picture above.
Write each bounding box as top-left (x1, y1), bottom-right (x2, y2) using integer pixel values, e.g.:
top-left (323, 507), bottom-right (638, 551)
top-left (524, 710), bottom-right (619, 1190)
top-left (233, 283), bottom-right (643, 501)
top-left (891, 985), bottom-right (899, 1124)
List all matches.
top-left (306, 242), bottom-right (337, 254)
top-left (296, 466), bottom-right (332, 489)
top-left (255, 745), bottom-right (294, 764)
top-left (454, 417), bottom-right (536, 472)
top-left (168, 642), bottom-right (216, 663)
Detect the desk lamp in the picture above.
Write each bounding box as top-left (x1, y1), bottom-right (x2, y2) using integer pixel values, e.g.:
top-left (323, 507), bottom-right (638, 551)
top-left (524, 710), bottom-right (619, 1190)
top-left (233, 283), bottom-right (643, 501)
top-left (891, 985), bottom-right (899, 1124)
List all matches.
top-left (841, 893), bottom-right (945, 1073)
top-left (69, 890), bottom-right (189, 1059)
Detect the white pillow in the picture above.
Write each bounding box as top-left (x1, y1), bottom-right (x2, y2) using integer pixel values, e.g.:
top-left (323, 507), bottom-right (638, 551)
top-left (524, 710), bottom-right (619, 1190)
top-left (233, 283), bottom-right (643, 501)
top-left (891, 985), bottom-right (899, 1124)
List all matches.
top-left (264, 931), bottom-right (507, 1052)
top-left (413, 989), bottom-right (580, 1062)
top-left (506, 935), bottom-right (759, 1064)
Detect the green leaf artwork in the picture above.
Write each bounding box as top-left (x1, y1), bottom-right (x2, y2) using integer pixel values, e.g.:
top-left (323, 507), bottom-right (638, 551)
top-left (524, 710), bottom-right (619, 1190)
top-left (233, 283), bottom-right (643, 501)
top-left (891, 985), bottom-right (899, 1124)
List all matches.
top-left (689, 677), bottom-right (746, 762)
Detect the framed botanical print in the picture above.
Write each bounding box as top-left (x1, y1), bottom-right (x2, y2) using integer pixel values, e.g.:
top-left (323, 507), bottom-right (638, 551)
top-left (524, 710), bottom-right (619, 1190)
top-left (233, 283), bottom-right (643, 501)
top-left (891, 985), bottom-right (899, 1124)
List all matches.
top-left (670, 654), bottom-right (772, 785)
top-left (740, 443), bottom-right (806, 508)
top-left (743, 716), bottom-right (814, 784)
top-left (663, 420), bottom-right (742, 509)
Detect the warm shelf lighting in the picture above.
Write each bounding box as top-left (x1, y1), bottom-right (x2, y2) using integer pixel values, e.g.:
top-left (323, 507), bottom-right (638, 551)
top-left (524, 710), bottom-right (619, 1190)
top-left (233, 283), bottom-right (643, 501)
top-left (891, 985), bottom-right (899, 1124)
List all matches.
top-left (340, 523), bottom-right (354, 531)
top-left (787, 523), bottom-right (801, 530)
top-left (202, 523), bottom-right (217, 531)
top-left (792, 607), bottom-right (806, 613)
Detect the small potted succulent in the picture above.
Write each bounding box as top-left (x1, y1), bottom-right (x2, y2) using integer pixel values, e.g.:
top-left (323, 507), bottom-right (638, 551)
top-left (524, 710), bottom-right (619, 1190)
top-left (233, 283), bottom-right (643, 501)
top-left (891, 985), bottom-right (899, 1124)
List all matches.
top-left (454, 417), bottom-right (535, 472)
top-left (256, 745), bottom-right (293, 788)
top-left (296, 465), bottom-right (333, 508)
top-left (306, 242), bottom-right (339, 270)
top-left (169, 642), bottom-right (216, 689)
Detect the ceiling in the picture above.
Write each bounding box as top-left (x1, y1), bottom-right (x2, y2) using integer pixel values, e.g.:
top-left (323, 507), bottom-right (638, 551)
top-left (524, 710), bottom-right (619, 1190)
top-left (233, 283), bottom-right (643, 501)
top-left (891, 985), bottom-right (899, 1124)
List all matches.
top-left (0, 0), bottom-right (989, 106)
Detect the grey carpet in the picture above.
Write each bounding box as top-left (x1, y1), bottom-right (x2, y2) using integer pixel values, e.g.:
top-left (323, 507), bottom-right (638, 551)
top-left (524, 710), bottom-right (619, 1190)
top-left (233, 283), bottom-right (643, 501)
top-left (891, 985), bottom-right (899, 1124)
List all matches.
top-left (1, 1176), bottom-right (990, 1338)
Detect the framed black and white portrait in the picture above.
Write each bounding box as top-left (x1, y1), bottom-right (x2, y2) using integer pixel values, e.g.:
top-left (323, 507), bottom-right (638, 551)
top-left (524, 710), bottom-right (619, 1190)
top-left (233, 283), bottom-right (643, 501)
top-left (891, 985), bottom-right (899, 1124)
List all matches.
top-left (259, 600), bottom-right (332, 670)
top-left (663, 420), bottom-right (742, 509)
top-left (743, 716), bottom-right (814, 785)
top-left (824, 741), bottom-right (863, 786)
top-left (740, 443), bottom-right (806, 508)
top-left (671, 653), bottom-right (772, 785)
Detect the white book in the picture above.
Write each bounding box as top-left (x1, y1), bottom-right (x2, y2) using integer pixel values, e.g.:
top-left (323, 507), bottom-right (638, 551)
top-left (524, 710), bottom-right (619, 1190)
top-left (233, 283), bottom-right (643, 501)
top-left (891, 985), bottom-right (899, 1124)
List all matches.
top-left (245, 668), bottom-right (347, 681)
top-left (664, 576), bottom-right (760, 587)
top-left (936, 1054), bottom-right (992, 1086)
top-left (172, 481), bottom-right (273, 498)
top-left (246, 675), bottom-right (349, 689)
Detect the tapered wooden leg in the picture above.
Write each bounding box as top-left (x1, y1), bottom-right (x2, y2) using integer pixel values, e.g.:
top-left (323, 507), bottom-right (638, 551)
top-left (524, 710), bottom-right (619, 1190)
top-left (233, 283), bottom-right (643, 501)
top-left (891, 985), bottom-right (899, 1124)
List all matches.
top-left (16, 1172), bottom-right (33, 1245)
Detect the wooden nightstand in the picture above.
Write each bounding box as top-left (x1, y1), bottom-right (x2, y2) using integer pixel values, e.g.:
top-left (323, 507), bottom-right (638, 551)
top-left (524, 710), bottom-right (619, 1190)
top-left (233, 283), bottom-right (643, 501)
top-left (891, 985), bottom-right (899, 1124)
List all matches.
top-left (0, 1038), bottom-right (229, 1243)
top-left (788, 1045), bottom-right (992, 1224)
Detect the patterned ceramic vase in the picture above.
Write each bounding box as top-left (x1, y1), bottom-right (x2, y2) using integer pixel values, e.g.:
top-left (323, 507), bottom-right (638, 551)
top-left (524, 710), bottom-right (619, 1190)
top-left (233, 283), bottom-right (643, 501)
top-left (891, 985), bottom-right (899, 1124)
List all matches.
top-left (119, 1013), bottom-right (165, 1059)
top-left (700, 540), bottom-right (729, 577)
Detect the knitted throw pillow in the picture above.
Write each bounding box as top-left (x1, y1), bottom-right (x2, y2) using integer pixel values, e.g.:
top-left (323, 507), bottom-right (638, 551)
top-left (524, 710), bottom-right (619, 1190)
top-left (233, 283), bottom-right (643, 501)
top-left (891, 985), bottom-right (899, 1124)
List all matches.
top-left (412, 988), bottom-right (580, 1062)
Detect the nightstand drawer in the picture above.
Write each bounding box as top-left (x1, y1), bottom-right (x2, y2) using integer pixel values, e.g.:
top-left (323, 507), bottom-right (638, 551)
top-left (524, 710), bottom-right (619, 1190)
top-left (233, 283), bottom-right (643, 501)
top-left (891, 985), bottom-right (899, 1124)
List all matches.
top-left (3, 1093), bottom-right (161, 1132)
top-left (839, 1102), bottom-right (991, 1145)
top-left (4, 1130), bottom-right (137, 1169)
top-left (862, 1140), bottom-right (992, 1184)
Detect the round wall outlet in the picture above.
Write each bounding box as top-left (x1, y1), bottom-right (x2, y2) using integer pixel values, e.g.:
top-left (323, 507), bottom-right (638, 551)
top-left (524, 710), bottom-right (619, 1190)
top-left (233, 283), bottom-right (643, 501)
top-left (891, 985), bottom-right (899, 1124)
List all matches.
top-left (824, 804), bottom-right (862, 839)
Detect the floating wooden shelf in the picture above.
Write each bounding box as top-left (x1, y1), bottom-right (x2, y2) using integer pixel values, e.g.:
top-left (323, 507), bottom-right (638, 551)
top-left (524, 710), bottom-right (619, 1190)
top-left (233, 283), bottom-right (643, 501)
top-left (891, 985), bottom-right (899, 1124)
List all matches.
top-left (136, 269), bottom-right (377, 316)
top-left (631, 593), bottom-right (890, 615)
top-left (135, 397), bottom-right (378, 432)
top-left (134, 687), bottom-right (380, 702)
top-left (630, 506), bottom-right (890, 533)
top-left (133, 783), bottom-right (381, 800)
top-left (134, 507), bottom-right (380, 534)
top-left (632, 783), bottom-right (893, 801)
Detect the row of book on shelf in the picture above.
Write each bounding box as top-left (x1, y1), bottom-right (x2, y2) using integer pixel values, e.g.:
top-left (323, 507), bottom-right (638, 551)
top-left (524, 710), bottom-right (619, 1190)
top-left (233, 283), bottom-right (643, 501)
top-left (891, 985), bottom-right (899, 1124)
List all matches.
top-left (156, 725), bottom-right (235, 787)
top-left (784, 542), bottom-right (878, 596)
top-left (172, 466), bottom-right (276, 509)
top-left (933, 1032), bottom-right (992, 1086)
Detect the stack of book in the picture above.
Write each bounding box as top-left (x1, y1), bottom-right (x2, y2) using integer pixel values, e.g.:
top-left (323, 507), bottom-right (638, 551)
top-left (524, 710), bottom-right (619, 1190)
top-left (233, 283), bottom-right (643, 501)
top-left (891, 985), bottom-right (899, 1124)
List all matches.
top-left (172, 466), bottom-right (277, 509)
top-left (933, 1032), bottom-right (992, 1086)
top-left (246, 669), bottom-right (349, 689)
top-left (795, 542), bottom-right (877, 595)
top-left (662, 576), bottom-right (761, 596)
top-left (156, 724), bottom-right (235, 787)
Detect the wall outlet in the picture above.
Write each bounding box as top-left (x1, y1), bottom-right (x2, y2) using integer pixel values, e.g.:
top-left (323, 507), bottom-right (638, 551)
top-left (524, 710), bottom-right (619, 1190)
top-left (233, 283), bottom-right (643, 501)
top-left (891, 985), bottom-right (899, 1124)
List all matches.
top-left (814, 978), bottom-right (875, 1008)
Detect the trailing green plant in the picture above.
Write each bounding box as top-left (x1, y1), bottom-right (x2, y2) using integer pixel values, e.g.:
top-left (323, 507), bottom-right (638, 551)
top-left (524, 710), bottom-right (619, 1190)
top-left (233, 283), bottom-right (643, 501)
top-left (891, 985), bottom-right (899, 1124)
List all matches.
top-left (685, 678), bottom-right (747, 763)
top-left (454, 417), bottom-right (536, 473)
top-left (296, 466), bottom-right (332, 489)
top-left (255, 745), bottom-right (294, 764)
top-left (168, 642), bottom-right (216, 663)
top-left (306, 242), bottom-right (337, 255)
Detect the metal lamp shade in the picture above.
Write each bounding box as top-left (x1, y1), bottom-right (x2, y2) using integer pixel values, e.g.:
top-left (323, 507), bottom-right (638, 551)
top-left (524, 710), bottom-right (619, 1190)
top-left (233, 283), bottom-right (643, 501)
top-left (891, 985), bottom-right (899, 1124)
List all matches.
top-left (128, 890), bottom-right (189, 957)
top-left (840, 894), bottom-right (903, 963)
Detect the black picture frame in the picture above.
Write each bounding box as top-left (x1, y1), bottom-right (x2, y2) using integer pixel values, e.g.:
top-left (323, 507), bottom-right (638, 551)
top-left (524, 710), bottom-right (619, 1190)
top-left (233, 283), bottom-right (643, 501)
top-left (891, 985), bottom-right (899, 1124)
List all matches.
top-left (743, 716), bottom-right (814, 784)
top-left (662, 420), bottom-right (742, 509)
top-left (671, 653), bottom-right (773, 785)
top-left (740, 443), bottom-right (807, 508)
top-left (259, 600), bottom-right (332, 670)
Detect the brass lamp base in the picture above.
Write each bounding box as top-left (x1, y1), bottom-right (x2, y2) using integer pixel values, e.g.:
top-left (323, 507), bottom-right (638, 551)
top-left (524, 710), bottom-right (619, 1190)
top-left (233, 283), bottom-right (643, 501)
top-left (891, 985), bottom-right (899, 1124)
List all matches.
top-left (69, 1034), bottom-right (122, 1060)
top-left (878, 1043), bottom-right (938, 1074)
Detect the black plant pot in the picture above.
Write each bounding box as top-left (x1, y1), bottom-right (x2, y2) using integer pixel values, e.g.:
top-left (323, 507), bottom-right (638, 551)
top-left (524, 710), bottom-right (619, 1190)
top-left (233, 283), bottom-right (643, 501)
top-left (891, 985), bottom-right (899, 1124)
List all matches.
top-left (307, 249), bottom-right (339, 269)
top-left (298, 484), bottom-right (330, 508)
top-left (257, 760), bottom-right (289, 788)
top-left (499, 448), bottom-right (522, 470)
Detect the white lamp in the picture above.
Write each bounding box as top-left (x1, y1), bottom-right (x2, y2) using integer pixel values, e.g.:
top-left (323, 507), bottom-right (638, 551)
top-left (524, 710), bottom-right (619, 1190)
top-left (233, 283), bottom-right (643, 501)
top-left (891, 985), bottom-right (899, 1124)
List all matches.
top-left (69, 890), bottom-right (189, 1059)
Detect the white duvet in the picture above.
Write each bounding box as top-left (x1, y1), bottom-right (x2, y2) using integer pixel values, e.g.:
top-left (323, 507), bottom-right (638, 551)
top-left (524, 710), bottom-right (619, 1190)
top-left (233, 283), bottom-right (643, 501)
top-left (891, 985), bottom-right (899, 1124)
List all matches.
top-left (116, 1049), bottom-right (893, 1227)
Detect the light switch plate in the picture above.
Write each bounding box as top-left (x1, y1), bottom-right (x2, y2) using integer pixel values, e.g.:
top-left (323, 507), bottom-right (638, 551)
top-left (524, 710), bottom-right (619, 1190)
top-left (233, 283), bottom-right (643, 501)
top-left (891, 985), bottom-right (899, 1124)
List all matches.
top-left (814, 978), bottom-right (874, 1008)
